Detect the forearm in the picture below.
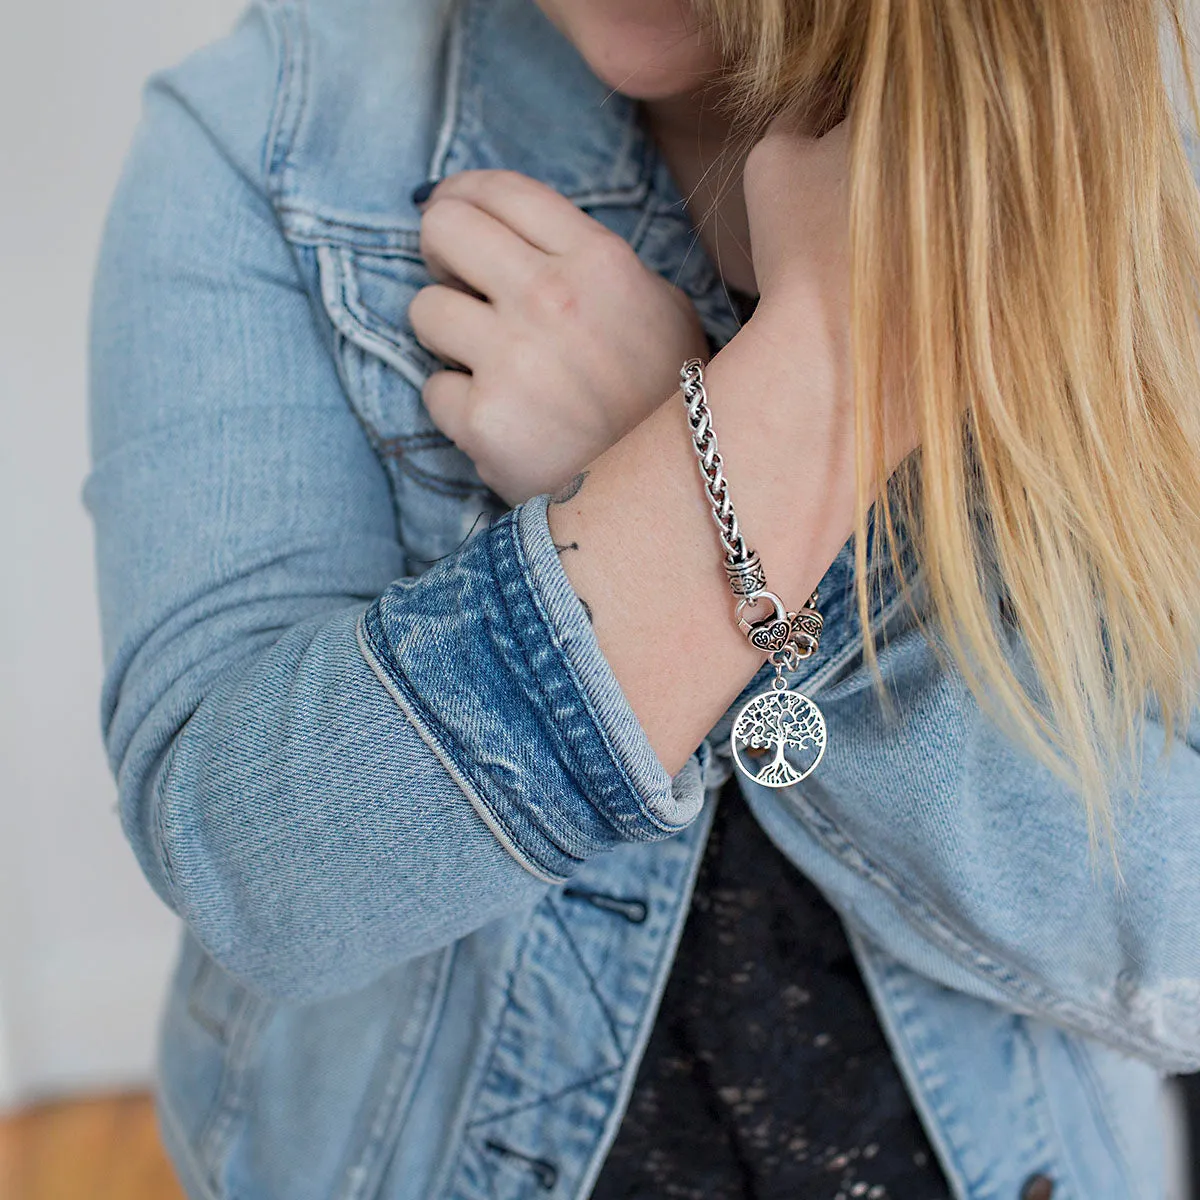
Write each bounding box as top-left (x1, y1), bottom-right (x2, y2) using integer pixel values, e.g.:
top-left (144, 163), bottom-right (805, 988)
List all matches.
top-left (91, 75), bottom-right (723, 1003)
top-left (549, 308), bottom-right (859, 776)
top-left (127, 604), bottom-right (549, 1001)
top-left (107, 497), bottom-right (711, 1002)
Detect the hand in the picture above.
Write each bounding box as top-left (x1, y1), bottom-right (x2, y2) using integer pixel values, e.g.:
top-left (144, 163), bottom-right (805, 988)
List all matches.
top-left (739, 115), bottom-right (919, 478)
top-left (408, 170), bottom-right (708, 505)
top-left (743, 114), bottom-right (852, 313)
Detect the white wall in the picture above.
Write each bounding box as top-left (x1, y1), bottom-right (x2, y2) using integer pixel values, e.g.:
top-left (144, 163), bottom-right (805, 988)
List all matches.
top-left (0, 0), bottom-right (247, 1110)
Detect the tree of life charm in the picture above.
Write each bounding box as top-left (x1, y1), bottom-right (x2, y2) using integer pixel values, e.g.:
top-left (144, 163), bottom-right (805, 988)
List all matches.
top-left (731, 676), bottom-right (827, 787)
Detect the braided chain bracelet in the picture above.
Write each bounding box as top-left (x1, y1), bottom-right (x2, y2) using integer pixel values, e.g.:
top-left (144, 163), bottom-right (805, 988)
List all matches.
top-left (680, 357), bottom-right (828, 786)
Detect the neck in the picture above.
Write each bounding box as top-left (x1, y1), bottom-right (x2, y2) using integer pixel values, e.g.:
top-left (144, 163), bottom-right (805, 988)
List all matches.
top-left (640, 85), bottom-right (730, 144)
top-left (640, 88), bottom-right (757, 295)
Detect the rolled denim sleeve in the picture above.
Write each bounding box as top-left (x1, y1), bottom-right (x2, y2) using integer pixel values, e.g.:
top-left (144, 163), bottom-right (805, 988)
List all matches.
top-left (85, 20), bottom-right (706, 1005)
top-left (359, 494), bottom-right (708, 883)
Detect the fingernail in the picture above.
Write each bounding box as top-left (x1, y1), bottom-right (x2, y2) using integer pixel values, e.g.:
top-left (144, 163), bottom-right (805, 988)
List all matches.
top-left (411, 179), bottom-right (438, 207)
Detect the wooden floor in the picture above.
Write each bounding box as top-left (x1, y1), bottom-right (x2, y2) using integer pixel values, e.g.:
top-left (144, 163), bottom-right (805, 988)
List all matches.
top-left (0, 1092), bottom-right (186, 1200)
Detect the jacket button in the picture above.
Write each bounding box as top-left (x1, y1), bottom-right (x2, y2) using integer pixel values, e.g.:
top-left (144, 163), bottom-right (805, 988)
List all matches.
top-left (1020, 1175), bottom-right (1054, 1200)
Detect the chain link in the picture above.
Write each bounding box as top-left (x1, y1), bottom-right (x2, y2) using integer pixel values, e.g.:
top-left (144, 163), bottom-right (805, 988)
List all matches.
top-left (679, 357), bottom-right (747, 562)
top-left (679, 357), bottom-right (822, 658)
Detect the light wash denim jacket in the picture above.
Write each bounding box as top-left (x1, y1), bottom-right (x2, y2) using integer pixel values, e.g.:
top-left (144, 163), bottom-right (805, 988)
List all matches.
top-left (84, 0), bottom-right (1200, 1196)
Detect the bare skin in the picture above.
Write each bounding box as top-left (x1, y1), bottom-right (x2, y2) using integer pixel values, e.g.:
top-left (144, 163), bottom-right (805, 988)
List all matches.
top-left (641, 89), bottom-right (758, 296)
top-left (530, 0), bottom-right (757, 292)
top-left (546, 299), bottom-right (862, 773)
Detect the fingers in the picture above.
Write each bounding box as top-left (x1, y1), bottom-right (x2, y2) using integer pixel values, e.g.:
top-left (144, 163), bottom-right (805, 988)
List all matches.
top-left (409, 283), bottom-right (499, 371)
top-left (420, 196), bottom-right (542, 300)
top-left (421, 369), bottom-right (473, 446)
top-left (419, 170), bottom-right (592, 256)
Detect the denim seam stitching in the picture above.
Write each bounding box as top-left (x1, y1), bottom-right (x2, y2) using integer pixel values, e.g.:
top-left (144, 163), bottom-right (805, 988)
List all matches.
top-left (150, 735), bottom-right (185, 912)
top-left (628, 152), bottom-right (668, 255)
top-left (497, 515), bottom-right (655, 841)
top-left (155, 1093), bottom-right (222, 1200)
top-left (544, 896), bottom-right (626, 1058)
top-left (794, 783), bottom-right (1183, 1064)
top-left (337, 253), bottom-right (435, 369)
top-left (364, 595), bottom-right (585, 878)
top-left (278, 207), bottom-right (424, 248)
top-left (317, 244), bottom-right (430, 393)
top-left (846, 931), bottom-right (979, 1199)
top-left (267, 0), bottom-right (311, 201)
top-left (336, 946), bottom-right (457, 1200)
top-left (505, 513), bottom-right (686, 837)
top-left (383, 447), bottom-right (492, 499)
top-left (354, 608), bottom-right (566, 885)
top-left (318, 250), bottom-right (499, 496)
top-left (428, 0), bottom-right (466, 178)
top-left (359, 579), bottom-right (587, 876)
top-left (1011, 1020), bottom-right (1068, 1192)
top-left (1061, 1034), bottom-right (1139, 1196)
top-left (441, 895), bottom-right (544, 1183)
top-left (573, 795), bottom-right (721, 1200)
top-left (464, 1064), bottom-right (624, 1131)
top-left (376, 430), bottom-right (455, 451)
top-left (184, 956), bottom-right (228, 1044)
top-left (260, 0), bottom-right (294, 186)
top-left (196, 990), bottom-right (271, 1193)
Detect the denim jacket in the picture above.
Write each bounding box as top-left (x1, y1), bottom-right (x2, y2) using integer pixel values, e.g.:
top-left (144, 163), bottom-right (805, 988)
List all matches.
top-left (84, 0), bottom-right (1200, 1196)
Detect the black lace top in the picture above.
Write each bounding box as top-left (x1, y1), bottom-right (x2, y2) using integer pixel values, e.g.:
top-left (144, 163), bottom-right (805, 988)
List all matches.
top-left (587, 781), bottom-right (954, 1200)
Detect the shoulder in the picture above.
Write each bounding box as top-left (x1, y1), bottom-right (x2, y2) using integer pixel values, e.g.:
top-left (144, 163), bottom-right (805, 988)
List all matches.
top-left (91, 0), bottom-right (454, 461)
top-left (134, 0), bottom-right (453, 214)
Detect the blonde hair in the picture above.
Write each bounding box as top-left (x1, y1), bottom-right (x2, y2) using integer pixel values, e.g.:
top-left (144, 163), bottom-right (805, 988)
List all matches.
top-left (696, 0), bottom-right (1200, 849)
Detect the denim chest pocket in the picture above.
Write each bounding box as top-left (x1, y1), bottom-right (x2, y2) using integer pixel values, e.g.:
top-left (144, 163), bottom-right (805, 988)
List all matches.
top-left (316, 240), bottom-right (504, 568)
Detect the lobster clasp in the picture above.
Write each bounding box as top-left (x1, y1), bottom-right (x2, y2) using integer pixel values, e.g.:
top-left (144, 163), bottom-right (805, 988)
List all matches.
top-left (735, 591), bottom-right (793, 654)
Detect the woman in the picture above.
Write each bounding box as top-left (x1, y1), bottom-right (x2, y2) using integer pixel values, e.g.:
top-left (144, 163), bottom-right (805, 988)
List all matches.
top-left (85, 0), bottom-right (1200, 1196)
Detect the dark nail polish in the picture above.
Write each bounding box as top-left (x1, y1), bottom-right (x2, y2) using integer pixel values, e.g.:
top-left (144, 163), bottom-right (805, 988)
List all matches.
top-left (411, 179), bottom-right (438, 206)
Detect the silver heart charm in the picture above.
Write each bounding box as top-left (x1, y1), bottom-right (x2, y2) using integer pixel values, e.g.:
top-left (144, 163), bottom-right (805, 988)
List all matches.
top-left (749, 617), bottom-right (791, 652)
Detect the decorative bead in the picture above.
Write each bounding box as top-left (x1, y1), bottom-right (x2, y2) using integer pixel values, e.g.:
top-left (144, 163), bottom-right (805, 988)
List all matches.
top-left (724, 551), bottom-right (767, 597)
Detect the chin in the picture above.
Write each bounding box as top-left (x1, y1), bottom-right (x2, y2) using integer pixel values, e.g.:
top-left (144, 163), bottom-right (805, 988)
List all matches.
top-left (536, 0), bottom-right (720, 100)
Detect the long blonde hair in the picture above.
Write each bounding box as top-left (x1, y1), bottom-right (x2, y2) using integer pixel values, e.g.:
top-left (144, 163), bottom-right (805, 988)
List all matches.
top-left (696, 0), bottom-right (1200, 847)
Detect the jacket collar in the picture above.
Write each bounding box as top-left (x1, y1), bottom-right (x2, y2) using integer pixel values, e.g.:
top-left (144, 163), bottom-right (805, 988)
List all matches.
top-left (430, 0), bottom-right (654, 205)
top-left (428, 0), bottom-right (747, 332)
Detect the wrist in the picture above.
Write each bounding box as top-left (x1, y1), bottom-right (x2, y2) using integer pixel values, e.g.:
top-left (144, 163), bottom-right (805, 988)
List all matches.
top-left (698, 315), bottom-right (859, 601)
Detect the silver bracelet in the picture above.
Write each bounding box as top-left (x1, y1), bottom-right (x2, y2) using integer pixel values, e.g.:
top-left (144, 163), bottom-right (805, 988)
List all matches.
top-left (679, 357), bottom-right (828, 786)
